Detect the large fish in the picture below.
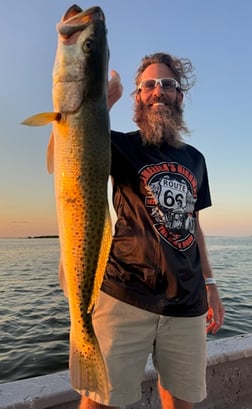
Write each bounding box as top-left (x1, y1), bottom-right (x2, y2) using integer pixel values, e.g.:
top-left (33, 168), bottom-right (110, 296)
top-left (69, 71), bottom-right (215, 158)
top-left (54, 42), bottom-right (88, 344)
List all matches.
top-left (22, 4), bottom-right (111, 399)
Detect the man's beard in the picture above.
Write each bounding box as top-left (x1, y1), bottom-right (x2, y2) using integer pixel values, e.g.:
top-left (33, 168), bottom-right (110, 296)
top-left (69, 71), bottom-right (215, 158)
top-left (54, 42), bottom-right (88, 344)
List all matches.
top-left (133, 97), bottom-right (189, 148)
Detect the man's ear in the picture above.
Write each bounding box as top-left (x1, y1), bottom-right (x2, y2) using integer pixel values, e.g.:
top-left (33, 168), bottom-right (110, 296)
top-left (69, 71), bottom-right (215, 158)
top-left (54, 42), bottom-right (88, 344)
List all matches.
top-left (177, 91), bottom-right (184, 105)
top-left (135, 91), bottom-right (141, 104)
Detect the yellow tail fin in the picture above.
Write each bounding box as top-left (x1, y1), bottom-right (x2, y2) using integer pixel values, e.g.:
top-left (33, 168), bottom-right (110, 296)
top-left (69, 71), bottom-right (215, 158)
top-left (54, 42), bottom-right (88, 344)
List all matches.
top-left (69, 321), bottom-right (109, 401)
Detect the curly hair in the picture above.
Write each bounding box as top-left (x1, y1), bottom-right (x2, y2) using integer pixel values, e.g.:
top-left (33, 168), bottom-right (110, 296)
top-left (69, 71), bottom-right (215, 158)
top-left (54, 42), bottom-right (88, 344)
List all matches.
top-left (134, 52), bottom-right (195, 93)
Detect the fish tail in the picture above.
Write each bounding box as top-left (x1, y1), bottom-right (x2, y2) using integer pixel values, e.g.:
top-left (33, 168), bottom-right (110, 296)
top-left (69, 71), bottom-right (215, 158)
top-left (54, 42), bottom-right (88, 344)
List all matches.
top-left (69, 323), bottom-right (109, 400)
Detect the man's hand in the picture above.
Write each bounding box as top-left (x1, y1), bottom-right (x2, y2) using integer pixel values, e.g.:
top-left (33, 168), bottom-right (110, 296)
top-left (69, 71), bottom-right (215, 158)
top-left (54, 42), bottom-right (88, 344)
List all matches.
top-left (108, 70), bottom-right (123, 110)
top-left (206, 285), bottom-right (225, 334)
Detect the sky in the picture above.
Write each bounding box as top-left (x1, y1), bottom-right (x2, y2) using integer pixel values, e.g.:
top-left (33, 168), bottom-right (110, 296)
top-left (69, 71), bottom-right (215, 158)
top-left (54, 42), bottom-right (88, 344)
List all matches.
top-left (0, 0), bottom-right (251, 238)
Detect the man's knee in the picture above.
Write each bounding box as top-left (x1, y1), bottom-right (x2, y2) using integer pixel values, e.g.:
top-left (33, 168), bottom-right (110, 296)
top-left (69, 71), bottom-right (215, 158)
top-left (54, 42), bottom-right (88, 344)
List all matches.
top-left (158, 383), bottom-right (193, 409)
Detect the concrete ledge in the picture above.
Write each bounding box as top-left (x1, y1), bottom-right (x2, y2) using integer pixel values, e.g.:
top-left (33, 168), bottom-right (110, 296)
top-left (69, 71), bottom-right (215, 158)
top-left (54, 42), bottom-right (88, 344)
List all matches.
top-left (0, 372), bottom-right (80, 409)
top-left (207, 333), bottom-right (252, 365)
top-left (196, 334), bottom-right (252, 409)
top-left (0, 334), bottom-right (251, 409)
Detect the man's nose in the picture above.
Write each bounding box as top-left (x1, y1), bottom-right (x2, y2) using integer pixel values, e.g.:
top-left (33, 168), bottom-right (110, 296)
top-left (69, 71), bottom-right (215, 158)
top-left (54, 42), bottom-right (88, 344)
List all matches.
top-left (153, 83), bottom-right (164, 96)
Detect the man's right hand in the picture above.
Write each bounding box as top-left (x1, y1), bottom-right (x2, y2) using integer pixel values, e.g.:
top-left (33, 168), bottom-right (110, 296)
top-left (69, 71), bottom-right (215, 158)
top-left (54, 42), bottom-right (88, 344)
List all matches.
top-left (108, 70), bottom-right (123, 110)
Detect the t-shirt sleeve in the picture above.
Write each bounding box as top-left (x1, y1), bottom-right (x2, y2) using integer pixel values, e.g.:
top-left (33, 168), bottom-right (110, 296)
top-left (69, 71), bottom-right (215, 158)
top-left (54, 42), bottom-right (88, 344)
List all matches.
top-left (195, 154), bottom-right (212, 211)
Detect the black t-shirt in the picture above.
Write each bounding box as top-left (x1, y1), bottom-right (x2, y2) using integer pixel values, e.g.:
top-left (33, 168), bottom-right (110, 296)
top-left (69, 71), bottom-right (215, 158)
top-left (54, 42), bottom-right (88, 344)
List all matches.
top-left (101, 130), bottom-right (211, 317)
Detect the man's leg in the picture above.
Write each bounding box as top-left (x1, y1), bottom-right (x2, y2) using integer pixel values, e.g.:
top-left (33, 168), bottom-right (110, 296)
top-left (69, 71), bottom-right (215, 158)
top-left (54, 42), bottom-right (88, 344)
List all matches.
top-left (78, 292), bottom-right (158, 407)
top-left (79, 396), bottom-right (119, 409)
top-left (154, 314), bottom-right (207, 405)
top-left (158, 383), bottom-right (192, 409)
top-left (79, 386), bottom-right (192, 409)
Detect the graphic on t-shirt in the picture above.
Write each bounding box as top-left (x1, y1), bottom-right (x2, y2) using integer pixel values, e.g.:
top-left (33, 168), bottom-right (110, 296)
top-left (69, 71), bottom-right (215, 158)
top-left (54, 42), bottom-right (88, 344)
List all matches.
top-left (139, 162), bottom-right (197, 250)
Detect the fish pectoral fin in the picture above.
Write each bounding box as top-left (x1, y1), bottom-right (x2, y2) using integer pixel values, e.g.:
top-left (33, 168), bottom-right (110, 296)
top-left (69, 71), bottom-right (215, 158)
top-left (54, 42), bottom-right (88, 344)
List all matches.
top-left (21, 112), bottom-right (61, 126)
top-left (47, 132), bottom-right (55, 174)
top-left (87, 207), bottom-right (112, 314)
top-left (58, 257), bottom-right (68, 297)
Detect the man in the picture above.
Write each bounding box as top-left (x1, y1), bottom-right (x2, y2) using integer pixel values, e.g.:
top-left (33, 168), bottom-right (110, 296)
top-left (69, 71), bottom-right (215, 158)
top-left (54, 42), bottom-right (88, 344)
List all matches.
top-left (80, 53), bottom-right (225, 409)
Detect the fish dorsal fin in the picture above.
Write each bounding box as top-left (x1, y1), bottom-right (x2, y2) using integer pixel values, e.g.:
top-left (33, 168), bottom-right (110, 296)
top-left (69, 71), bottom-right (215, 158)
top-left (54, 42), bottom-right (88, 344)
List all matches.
top-left (21, 112), bottom-right (61, 126)
top-left (47, 132), bottom-right (54, 174)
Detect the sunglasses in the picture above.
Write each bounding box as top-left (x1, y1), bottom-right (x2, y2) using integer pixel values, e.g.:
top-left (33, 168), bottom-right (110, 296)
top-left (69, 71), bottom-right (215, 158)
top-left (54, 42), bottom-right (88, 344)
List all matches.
top-left (138, 78), bottom-right (181, 93)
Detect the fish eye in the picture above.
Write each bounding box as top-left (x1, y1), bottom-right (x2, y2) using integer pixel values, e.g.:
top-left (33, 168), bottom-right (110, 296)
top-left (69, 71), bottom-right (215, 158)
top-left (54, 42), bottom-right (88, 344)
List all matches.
top-left (83, 40), bottom-right (94, 53)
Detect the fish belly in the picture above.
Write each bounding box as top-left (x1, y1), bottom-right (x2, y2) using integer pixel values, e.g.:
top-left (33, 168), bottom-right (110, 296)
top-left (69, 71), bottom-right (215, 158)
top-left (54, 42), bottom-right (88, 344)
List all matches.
top-left (54, 111), bottom-right (111, 399)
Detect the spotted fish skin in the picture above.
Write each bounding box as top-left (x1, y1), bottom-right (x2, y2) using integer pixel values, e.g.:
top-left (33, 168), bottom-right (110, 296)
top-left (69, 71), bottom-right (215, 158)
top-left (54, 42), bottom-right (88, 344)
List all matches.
top-left (52, 6), bottom-right (111, 399)
top-left (22, 4), bottom-right (111, 400)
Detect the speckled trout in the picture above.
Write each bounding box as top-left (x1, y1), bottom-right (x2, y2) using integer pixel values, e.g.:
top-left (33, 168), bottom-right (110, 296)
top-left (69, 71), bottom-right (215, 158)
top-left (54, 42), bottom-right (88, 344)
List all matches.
top-left (22, 4), bottom-right (111, 399)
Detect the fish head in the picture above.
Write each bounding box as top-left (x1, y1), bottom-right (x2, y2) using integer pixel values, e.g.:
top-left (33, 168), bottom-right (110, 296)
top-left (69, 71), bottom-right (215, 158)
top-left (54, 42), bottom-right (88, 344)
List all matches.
top-left (52, 4), bottom-right (109, 113)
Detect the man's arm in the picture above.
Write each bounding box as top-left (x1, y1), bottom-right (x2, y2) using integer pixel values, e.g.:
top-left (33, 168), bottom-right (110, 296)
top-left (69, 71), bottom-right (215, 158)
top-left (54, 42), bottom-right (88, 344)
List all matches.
top-left (196, 212), bottom-right (225, 334)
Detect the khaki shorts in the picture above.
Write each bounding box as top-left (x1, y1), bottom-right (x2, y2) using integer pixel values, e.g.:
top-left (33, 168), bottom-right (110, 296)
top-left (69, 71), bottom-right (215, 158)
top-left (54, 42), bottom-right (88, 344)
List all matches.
top-left (84, 291), bottom-right (207, 406)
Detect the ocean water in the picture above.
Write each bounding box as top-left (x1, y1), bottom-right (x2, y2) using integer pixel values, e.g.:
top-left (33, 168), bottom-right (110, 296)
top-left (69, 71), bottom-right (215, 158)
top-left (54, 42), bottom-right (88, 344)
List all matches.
top-left (0, 236), bottom-right (251, 384)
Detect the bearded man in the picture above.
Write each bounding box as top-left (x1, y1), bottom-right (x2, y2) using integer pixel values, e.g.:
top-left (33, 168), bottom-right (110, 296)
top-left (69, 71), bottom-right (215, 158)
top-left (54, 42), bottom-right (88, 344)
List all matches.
top-left (80, 53), bottom-right (224, 409)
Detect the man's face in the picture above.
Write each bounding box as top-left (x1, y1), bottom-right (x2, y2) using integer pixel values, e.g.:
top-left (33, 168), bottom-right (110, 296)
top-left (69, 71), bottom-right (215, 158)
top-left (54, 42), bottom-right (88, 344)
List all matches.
top-left (134, 63), bottom-right (186, 147)
top-left (137, 63), bottom-right (182, 108)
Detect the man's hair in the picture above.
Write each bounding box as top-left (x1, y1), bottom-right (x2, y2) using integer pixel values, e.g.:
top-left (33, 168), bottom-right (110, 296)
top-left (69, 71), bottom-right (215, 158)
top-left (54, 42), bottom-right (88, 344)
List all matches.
top-left (134, 52), bottom-right (195, 93)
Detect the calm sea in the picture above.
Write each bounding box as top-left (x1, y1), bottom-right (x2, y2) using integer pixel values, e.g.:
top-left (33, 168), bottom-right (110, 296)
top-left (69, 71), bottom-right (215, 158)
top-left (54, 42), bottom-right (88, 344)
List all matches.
top-left (0, 236), bottom-right (251, 384)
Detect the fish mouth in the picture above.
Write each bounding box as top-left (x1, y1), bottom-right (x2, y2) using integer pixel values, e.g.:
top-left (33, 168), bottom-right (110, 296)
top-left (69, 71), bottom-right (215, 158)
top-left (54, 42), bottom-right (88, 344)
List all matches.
top-left (58, 5), bottom-right (105, 38)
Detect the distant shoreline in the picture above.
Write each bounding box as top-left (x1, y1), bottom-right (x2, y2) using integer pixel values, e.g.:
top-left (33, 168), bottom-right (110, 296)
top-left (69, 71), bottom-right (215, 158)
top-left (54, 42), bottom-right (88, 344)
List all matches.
top-left (0, 234), bottom-right (251, 240)
top-left (27, 235), bottom-right (59, 239)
